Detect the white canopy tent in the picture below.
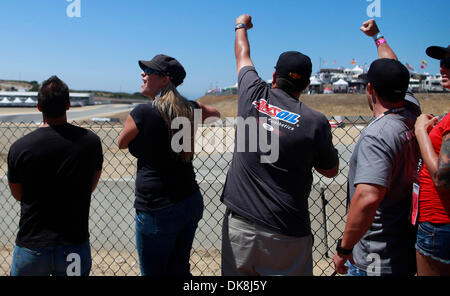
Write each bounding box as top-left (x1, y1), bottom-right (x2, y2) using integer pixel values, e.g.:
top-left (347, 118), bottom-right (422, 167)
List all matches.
top-left (351, 65), bottom-right (364, 75)
top-left (309, 77), bottom-right (322, 86)
top-left (332, 79), bottom-right (349, 93)
top-left (333, 79), bottom-right (349, 86)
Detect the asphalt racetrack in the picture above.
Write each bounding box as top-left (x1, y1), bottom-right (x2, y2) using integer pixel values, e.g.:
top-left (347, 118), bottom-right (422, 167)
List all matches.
top-left (0, 104), bottom-right (134, 122)
top-left (0, 133), bottom-right (355, 261)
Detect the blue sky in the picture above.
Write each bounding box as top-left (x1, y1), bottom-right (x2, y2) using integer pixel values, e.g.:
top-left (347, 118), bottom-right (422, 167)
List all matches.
top-left (0, 0), bottom-right (449, 99)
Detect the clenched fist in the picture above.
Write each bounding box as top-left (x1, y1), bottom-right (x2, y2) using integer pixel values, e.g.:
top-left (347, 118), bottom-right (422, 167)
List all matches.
top-left (360, 19), bottom-right (380, 37)
top-left (235, 14), bottom-right (253, 30)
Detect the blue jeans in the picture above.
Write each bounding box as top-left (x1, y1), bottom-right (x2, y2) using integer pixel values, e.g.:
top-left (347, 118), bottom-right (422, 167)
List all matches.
top-left (345, 261), bottom-right (368, 276)
top-left (416, 222), bottom-right (450, 264)
top-left (10, 241), bottom-right (92, 276)
top-left (135, 189), bottom-right (204, 276)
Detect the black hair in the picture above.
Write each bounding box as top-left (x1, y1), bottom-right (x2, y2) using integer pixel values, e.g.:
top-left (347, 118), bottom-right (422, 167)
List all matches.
top-left (38, 76), bottom-right (70, 118)
top-left (275, 76), bottom-right (309, 95)
top-left (373, 86), bottom-right (406, 103)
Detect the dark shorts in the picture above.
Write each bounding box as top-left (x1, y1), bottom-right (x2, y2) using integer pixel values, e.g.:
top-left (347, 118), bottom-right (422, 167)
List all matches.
top-left (415, 222), bottom-right (450, 264)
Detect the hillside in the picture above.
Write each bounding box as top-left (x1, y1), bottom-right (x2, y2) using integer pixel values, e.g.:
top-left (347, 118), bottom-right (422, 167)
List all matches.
top-left (197, 93), bottom-right (450, 117)
top-left (0, 79), bottom-right (146, 100)
top-left (0, 80), bottom-right (35, 91)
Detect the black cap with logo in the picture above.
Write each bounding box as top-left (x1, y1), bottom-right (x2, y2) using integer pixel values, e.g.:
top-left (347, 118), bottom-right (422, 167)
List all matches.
top-left (275, 51), bottom-right (312, 88)
top-left (139, 54), bottom-right (186, 87)
top-left (366, 58), bottom-right (410, 99)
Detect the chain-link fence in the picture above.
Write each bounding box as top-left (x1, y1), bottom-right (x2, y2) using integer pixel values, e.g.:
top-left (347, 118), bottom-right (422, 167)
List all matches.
top-left (0, 116), bottom-right (372, 276)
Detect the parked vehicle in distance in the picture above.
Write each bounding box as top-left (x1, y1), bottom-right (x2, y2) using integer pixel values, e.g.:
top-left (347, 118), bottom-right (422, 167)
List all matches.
top-left (422, 74), bottom-right (444, 93)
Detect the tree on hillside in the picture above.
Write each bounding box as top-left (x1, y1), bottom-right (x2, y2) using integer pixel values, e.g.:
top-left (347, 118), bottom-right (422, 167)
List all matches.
top-left (29, 81), bottom-right (39, 91)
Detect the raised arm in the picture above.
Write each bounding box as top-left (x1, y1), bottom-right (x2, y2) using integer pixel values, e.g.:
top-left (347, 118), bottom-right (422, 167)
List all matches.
top-left (360, 19), bottom-right (398, 60)
top-left (235, 14), bottom-right (254, 76)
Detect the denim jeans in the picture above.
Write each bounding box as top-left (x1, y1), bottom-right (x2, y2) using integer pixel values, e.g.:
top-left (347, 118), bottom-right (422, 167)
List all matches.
top-left (416, 222), bottom-right (450, 264)
top-left (345, 261), bottom-right (368, 276)
top-left (10, 241), bottom-right (92, 276)
top-left (135, 189), bottom-right (204, 276)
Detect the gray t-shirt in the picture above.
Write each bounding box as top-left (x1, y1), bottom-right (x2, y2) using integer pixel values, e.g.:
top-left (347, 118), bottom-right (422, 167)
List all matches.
top-left (221, 66), bottom-right (339, 237)
top-left (348, 106), bottom-right (420, 275)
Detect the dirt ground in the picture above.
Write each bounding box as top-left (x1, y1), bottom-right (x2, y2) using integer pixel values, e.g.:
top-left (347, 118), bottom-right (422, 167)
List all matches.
top-left (1, 246), bottom-right (335, 276)
top-left (1, 94), bottom-right (435, 277)
top-left (197, 93), bottom-right (450, 117)
top-left (1, 246), bottom-right (220, 276)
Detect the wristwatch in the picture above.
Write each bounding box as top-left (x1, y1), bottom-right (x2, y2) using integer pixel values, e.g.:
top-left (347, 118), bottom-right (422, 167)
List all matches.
top-left (235, 23), bottom-right (247, 31)
top-left (336, 239), bottom-right (353, 256)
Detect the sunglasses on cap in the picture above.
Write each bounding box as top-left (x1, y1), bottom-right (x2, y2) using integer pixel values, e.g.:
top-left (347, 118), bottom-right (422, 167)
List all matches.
top-left (441, 57), bottom-right (450, 69)
top-left (143, 67), bottom-right (164, 76)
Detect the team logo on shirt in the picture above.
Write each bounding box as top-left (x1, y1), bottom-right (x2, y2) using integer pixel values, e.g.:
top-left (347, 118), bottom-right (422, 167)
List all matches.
top-left (253, 99), bottom-right (301, 125)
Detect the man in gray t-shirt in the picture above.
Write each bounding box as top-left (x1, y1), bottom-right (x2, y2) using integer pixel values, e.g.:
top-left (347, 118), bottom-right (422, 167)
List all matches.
top-left (333, 19), bottom-right (420, 276)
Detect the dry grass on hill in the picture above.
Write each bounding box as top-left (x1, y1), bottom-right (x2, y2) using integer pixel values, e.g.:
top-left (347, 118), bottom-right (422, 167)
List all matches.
top-left (97, 92), bottom-right (450, 124)
top-left (197, 93), bottom-right (450, 117)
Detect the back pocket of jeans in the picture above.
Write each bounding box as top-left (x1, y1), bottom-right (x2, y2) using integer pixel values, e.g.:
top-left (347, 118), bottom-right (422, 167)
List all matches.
top-left (20, 247), bottom-right (42, 256)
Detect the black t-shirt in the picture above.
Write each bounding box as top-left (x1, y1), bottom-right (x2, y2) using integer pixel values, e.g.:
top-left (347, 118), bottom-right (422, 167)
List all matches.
top-left (221, 66), bottom-right (339, 237)
top-left (7, 123), bottom-right (103, 248)
top-left (129, 101), bottom-right (200, 211)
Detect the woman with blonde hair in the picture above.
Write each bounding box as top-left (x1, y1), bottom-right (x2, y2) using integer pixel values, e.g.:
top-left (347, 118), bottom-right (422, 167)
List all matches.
top-left (118, 55), bottom-right (219, 276)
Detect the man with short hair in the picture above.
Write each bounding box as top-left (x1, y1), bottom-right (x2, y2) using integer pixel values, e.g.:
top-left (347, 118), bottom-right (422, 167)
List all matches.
top-left (8, 76), bottom-right (103, 276)
top-left (220, 14), bottom-right (339, 276)
top-left (333, 19), bottom-right (421, 276)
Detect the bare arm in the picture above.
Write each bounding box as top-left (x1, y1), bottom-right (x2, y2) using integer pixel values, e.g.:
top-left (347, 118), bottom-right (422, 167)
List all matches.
top-left (316, 162), bottom-right (339, 178)
top-left (8, 182), bottom-right (22, 202)
top-left (341, 184), bottom-right (386, 248)
top-left (118, 115), bottom-right (139, 149)
top-left (333, 183), bottom-right (386, 274)
top-left (196, 101), bottom-right (221, 122)
top-left (415, 114), bottom-right (450, 191)
top-left (235, 14), bottom-right (254, 76)
top-left (91, 170), bottom-right (102, 193)
top-left (415, 114), bottom-right (439, 178)
top-left (360, 19), bottom-right (398, 60)
top-left (436, 132), bottom-right (450, 190)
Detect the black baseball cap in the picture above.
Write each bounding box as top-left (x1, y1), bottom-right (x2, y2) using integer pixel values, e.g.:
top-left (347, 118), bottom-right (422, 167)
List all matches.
top-left (139, 54), bottom-right (186, 87)
top-left (366, 58), bottom-right (410, 99)
top-left (426, 45), bottom-right (450, 60)
top-left (275, 51), bottom-right (312, 87)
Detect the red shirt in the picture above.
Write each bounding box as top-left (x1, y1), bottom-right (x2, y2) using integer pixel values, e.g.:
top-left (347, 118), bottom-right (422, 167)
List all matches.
top-left (418, 113), bottom-right (450, 224)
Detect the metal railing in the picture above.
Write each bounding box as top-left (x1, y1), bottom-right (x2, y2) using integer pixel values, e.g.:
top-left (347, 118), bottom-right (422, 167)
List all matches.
top-left (0, 117), bottom-right (370, 276)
